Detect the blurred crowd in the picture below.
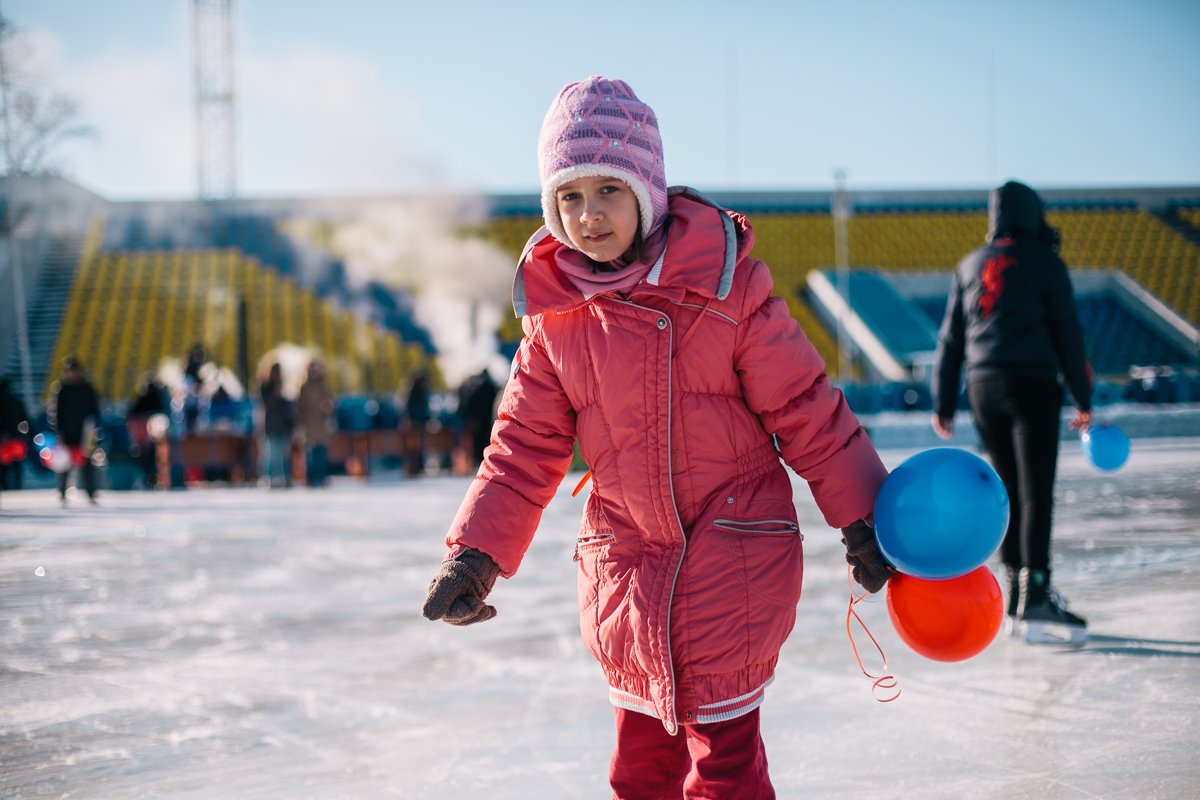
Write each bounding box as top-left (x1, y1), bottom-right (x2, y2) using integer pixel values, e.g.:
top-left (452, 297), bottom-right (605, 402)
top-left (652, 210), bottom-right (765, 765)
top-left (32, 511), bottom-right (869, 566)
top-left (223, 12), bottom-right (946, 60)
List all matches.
top-left (0, 343), bottom-right (503, 506)
top-left (2, 339), bottom-right (1193, 508)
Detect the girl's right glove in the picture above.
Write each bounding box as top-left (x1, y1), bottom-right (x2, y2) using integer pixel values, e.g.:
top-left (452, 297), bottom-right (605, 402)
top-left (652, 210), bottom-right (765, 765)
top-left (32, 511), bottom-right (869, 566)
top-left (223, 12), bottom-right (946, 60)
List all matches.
top-left (841, 519), bottom-right (892, 593)
top-left (421, 547), bottom-right (501, 626)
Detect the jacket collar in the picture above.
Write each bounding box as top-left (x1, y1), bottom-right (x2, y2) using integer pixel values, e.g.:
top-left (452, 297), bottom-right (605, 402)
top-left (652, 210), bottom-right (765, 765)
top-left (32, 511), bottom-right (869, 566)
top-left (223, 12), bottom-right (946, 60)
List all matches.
top-left (513, 187), bottom-right (754, 317)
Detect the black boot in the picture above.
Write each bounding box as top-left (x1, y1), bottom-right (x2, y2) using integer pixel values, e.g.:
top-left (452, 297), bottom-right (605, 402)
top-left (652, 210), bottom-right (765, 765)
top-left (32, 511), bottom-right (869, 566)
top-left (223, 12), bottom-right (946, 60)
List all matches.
top-left (1017, 568), bottom-right (1087, 644)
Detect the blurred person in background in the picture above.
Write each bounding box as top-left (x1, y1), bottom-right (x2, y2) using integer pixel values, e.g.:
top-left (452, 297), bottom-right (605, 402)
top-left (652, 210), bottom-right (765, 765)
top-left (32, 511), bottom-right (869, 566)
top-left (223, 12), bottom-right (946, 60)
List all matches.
top-left (126, 372), bottom-right (170, 489)
top-left (459, 368), bottom-right (499, 468)
top-left (931, 180), bottom-right (1092, 645)
top-left (403, 370), bottom-right (431, 477)
top-left (181, 342), bottom-right (210, 434)
top-left (259, 362), bottom-right (294, 489)
top-left (0, 378), bottom-right (30, 501)
top-left (48, 357), bottom-right (101, 507)
top-left (296, 359), bottom-right (335, 487)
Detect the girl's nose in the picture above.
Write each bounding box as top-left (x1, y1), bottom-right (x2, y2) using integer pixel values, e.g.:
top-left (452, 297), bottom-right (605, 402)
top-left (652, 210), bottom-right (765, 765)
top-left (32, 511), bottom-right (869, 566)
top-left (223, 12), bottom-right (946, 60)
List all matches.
top-left (580, 197), bottom-right (603, 222)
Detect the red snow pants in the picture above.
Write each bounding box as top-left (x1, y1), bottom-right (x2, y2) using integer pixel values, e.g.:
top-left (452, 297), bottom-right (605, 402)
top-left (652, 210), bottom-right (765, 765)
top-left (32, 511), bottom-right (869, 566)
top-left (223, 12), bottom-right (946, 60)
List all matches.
top-left (608, 706), bottom-right (775, 799)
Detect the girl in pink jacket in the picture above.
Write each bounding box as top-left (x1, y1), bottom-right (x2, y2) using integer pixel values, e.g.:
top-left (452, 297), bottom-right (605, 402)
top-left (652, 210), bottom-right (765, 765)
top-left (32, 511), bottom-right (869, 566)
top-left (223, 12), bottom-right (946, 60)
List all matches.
top-left (423, 75), bottom-right (891, 799)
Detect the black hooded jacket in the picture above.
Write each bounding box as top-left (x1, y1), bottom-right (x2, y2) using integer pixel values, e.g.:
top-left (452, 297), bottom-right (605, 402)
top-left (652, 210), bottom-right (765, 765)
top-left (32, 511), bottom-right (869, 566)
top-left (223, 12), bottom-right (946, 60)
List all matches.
top-left (0, 379), bottom-right (28, 438)
top-left (51, 378), bottom-right (101, 446)
top-left (932, 181), bottom-right (1091, 416)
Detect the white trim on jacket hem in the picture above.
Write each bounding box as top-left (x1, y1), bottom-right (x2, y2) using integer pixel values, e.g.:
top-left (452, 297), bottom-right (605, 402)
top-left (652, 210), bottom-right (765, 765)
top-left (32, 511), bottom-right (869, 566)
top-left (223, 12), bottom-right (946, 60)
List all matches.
top-left (609, 687), bottom-right (659, 719)
top-left (695, 677), bottom-right (774, 724)
top-left (607, 676), bottom-right (773, 726)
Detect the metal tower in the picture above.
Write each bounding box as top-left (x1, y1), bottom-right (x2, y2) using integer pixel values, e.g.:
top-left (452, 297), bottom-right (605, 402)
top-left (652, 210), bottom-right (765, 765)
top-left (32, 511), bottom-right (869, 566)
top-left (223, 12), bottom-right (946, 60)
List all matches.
top-left (192, 0), bottom-right (236, 200)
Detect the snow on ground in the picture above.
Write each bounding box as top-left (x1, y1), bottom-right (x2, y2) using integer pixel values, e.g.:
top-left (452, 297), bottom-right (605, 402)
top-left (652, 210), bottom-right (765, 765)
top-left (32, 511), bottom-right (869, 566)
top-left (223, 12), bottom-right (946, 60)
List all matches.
top-left (1, 439), bottom-right (1198, 799)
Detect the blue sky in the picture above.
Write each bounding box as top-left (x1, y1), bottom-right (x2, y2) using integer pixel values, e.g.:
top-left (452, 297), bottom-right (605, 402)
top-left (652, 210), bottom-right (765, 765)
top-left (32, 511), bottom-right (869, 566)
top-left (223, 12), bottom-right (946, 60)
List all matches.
top-left (5, 0), bottom-right (1199, 199)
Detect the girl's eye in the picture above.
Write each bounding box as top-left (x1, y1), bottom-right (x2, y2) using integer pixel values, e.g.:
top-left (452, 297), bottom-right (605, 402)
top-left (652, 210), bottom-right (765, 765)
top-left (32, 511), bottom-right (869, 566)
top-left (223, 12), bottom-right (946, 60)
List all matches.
top-left (599, 184), bottom-right (621, 194)
top-left (559, 192), bottom-right (580, 203)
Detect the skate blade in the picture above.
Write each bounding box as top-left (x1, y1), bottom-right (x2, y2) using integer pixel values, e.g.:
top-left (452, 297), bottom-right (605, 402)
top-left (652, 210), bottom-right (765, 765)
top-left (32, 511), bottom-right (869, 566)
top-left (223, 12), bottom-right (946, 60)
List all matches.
top-left (1004, 616), bottom-right (1019, 637)
top-left (1018, 620), bottom-right (1088, 645)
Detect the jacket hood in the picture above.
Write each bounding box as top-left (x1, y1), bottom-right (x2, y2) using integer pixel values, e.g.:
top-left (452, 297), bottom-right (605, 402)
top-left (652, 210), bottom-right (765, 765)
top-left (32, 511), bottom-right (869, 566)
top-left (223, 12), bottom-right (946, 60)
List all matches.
top-left (513, 186), bottom-right (755, 317)
top-left (986, 180), bottom-right (1046, 241)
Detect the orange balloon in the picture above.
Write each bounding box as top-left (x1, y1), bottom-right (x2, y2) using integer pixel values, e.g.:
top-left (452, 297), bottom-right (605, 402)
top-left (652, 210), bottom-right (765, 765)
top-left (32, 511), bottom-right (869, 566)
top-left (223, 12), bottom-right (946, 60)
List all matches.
top-left (886, 566), bottom-right (1004, 662)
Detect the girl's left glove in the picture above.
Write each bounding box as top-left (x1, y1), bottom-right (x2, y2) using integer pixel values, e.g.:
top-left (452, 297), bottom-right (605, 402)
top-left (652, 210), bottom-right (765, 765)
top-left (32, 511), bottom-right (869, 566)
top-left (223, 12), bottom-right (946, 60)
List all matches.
top-left (841, 519), bottom-right (892, 593)
top-left (421, 548), bottom-right (501, 626)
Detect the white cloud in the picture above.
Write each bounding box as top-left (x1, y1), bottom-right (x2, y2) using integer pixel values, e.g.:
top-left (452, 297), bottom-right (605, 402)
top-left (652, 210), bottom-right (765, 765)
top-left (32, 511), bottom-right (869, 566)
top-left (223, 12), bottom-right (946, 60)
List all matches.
top-left (14, 25), bottom-right (66, 85)
top-left (21, 26), bottom-right (192, 197)
top-left (241, 45), bottom-right (407, 117)
top-left (77, 48), bottom-right (192, 182)
top-left (236, 44), bottom-right (441, 196)
top-left (21, 25), bottom-right (442, 198)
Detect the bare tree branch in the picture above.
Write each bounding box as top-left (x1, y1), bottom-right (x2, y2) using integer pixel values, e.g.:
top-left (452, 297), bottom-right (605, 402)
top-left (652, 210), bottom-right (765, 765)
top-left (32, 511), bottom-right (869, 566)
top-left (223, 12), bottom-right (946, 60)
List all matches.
top-left (0, 13), bottom-right (97, 177)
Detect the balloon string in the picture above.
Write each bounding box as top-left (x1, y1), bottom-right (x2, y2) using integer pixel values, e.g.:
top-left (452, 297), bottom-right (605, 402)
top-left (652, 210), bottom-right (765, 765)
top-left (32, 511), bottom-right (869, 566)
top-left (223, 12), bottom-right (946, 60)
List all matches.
top-left (845, 566), bottom-right (901, 703)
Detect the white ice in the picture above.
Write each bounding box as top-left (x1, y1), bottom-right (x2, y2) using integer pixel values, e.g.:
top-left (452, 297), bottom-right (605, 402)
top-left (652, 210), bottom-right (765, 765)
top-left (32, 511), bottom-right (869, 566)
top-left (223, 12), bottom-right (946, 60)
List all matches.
top-left (2, 440), bottom-right (1198, 799)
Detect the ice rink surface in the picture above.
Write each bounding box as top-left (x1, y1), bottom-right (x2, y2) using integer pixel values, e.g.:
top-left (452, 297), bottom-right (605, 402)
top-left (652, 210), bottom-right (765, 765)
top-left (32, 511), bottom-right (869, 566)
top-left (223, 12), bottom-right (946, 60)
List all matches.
top-left (2, 440), bottom-right (1198, 799)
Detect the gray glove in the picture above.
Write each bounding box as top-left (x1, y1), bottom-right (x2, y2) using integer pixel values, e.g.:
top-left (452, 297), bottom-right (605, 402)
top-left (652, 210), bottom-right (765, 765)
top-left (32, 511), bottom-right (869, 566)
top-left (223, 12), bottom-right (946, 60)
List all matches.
top-left (421, 548), bottom-right (501, 626)
top-left (841, 519), bottom-right (892, 594)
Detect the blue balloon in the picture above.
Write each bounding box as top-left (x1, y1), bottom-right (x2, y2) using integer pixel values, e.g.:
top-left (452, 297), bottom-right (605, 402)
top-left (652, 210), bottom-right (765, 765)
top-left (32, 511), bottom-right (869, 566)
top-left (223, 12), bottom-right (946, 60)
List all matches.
top-left (874, 448), bottom-right (1009, 580)
top-left (1081, 424), bottom-right (1130, 472)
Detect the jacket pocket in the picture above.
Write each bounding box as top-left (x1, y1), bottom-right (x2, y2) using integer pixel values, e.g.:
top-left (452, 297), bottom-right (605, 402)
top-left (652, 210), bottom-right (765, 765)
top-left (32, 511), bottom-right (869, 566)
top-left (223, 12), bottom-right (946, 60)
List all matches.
top-left (573, 531), bottom-right (615, 562)
top-left (574, 529), bottom-right (614, 618)
top-left (716, 517), bottom-right (804, 610)
top-left (575, 528), bottom-right (632, 668)
top-left (677, 513), bottom-right (804, 672)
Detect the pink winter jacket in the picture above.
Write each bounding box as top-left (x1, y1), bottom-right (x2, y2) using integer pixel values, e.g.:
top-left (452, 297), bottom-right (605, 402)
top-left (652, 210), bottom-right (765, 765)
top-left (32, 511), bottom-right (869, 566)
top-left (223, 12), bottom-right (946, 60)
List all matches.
top-left (444, 188), bottom-right (888, 734)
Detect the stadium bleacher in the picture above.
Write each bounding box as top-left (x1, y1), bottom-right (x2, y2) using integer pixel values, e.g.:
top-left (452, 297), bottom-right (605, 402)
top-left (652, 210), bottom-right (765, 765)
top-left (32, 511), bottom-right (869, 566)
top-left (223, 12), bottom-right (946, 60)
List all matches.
top-left (9, 186), bottom-right (1198, 416)
top-left (910, 290), bottom-right (1194, 378)
top-left (0, 183), bottom-right (1195, 488)
top-left (474, 201), bottom-right (1200, 384)
top-left (1176, 206), bottom-right (1200, 231)
top-left (47, 241), bottom-right (429, 403)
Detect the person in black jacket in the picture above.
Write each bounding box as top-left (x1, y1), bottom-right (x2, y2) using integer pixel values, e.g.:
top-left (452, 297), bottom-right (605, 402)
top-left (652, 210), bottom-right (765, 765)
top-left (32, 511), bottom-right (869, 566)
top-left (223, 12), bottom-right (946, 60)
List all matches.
top-left (127, 372), bottom-right (170, 489)
top-left (459, 368), bottom-right (499, 468)
top-left (403, 370), bottom-right (432, 477)
top-left (260, 362), bottom-right (294, 488)
top-left (49, 357), bottom-right (102, 506)
top-left (932, 180), bottom-right (1092, 645)
top-left (0, 378), bottom-right (30, 499)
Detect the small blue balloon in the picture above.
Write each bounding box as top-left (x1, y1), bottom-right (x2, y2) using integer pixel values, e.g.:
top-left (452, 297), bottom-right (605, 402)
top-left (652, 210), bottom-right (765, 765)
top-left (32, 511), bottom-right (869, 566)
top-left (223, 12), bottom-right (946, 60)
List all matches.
top-left (874, 448), bottom-right (1009, 580)
top-left (1081, 424), bottom-right (1130, 472)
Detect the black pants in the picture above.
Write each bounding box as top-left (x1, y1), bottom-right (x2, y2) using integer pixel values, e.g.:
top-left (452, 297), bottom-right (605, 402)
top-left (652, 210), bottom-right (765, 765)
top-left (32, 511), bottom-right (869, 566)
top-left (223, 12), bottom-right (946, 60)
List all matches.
top-left (57, 461), bottom-right (97, 499)
top-left (0, 460), bottom-right (21, 489)
top-left (306, 444), bottom-right (329, 487)
top-left (968, 376), bottom-right (1063, 572)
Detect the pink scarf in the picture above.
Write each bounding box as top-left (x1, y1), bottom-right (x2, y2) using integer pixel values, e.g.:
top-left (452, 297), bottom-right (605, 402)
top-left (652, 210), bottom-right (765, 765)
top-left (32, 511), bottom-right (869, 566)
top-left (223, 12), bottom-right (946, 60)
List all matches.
top-left (554, 224), bottom-right (669, 299)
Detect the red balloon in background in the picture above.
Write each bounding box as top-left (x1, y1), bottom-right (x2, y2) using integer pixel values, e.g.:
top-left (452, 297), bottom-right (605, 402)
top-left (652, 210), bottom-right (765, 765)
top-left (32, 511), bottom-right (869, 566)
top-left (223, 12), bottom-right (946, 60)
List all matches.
top-left (886, 566), bottom-right (1004, 662)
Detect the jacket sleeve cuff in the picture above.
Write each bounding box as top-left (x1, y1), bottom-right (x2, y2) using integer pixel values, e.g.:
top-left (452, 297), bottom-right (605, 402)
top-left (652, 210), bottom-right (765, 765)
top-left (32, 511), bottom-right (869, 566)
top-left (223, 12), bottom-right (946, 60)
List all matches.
top-left (445, 477), bottom-right (545, 578)
top-left (804, 429), bottom-right (889, 529)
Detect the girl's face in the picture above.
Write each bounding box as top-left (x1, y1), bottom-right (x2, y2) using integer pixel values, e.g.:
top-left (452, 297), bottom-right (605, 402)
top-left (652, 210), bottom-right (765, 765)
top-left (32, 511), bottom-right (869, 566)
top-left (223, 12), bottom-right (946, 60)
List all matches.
top-left (555, 176), bottom-right (640, 263)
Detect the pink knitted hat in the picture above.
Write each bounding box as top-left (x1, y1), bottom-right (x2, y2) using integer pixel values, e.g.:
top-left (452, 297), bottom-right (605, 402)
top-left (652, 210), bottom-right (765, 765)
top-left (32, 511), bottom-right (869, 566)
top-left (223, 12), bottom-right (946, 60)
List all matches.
top-left (537, 76), bottom-right (667, 248)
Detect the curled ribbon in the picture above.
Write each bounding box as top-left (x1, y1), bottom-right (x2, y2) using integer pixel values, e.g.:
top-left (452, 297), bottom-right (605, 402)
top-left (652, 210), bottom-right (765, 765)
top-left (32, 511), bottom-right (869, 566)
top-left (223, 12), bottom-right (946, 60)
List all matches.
top-left (845, 565), bottom-right (901, 703)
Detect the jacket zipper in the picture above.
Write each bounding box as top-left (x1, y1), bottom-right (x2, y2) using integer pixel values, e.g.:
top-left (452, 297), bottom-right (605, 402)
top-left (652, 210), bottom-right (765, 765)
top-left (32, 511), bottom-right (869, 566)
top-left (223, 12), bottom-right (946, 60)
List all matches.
top-left (614, 297), bottom-right (686, 736)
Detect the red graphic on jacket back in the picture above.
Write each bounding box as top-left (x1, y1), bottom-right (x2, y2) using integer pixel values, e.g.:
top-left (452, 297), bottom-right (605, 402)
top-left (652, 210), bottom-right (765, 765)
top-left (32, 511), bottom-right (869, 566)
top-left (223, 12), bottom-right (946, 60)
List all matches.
top-left (979, 254), bottom-right (1016, 318)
